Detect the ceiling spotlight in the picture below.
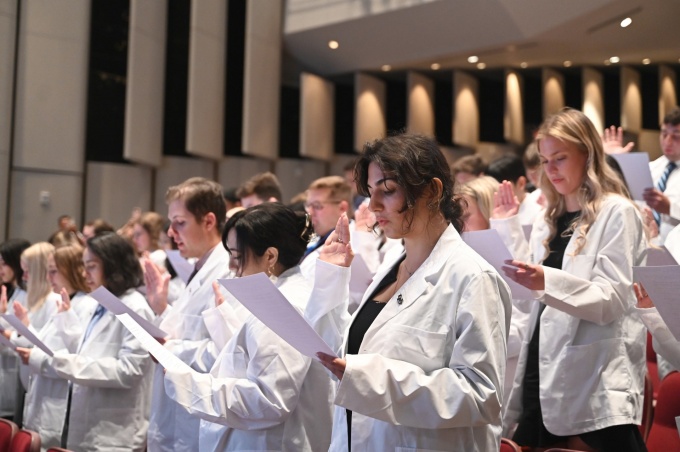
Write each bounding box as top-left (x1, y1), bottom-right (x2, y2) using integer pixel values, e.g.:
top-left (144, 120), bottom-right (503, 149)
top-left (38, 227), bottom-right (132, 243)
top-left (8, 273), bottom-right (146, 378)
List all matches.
top-left (609, 56), bottom-right (620, 63)
top-left (381, 64), bottom-right (391, 72)
top-left (477, 62), bottom-right (486, 70)
top-left (328, 40), bottom-right (339, 50)
top-left (520, 62), bottom-right (528, 68)
top-left (467, 56), bottom-right (479, 63)
top-left (642, 58), bottom-right (651, 65)
top-left (563, 60), bottom-right (572, 67)
top-left (430, 63), bottom-right (441, 70)
top-left (620, 17), bottom-right (632, 28)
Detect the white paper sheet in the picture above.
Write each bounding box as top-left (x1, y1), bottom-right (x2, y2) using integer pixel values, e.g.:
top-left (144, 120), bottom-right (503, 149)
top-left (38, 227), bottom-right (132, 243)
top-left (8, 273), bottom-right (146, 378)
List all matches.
top-left (89, 286), bottom-right (168, 339)
top-left (646, 246), bottom-right (678, 266)
top-left (349, 253), bottom-right (374, 295)
top-left (610, 153), bottom-right (654, 201)
top-left (462, 229), bottom-right (534, 300)
top-left (116, 313), bottom-right (191, 373)
top-left (633, 265), bottom-right (680, 341)
top-left (219, 274), bottom-right (337, 358)
top-left (0, 333), bottom-right (17, 351)
top-left (1, 315), bottom-right (53, 356)
top-left (166, 250), bottom-right (194, 284)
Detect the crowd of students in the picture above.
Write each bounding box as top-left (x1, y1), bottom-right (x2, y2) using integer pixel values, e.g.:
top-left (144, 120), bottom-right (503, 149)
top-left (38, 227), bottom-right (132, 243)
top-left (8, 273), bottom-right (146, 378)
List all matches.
top-left (1, 106), bottom-right (679, 451)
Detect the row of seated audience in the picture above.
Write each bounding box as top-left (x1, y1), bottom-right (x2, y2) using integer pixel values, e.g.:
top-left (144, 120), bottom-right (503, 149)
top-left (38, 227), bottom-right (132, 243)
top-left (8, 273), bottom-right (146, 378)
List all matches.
top-left (1, 106), bottom-right (680, 451)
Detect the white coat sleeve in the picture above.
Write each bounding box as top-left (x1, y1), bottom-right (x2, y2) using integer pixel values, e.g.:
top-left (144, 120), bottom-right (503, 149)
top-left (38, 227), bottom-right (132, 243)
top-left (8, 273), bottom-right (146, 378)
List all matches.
top-left (490, 214), bottom-right (532, 262)
top-left (163, 320), bottom-right (311, 430)
top-left (52, 310), bottom-right (85, 353)
top-left (335, 271), bottom-right (509, 429)
top-left (201, 290), bottom-right (250, 351)
top-left (164, 337), bottom-right (218, 373)
top-left (305, 260), bottom-right (352, 354)
top-left (637, 307), bottom-right (680, 370)
top-left (51, 329), bottom-right (150, 389)
top-left (538, 203), bottom-right (644, 325)
top-left (27, 346), bottom-right (67, 379)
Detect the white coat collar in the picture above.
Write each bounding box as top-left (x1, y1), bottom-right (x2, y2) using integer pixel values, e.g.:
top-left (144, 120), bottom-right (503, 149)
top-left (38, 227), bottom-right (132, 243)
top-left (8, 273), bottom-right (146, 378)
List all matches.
top-left (347, 224), bottom-right (462, 349)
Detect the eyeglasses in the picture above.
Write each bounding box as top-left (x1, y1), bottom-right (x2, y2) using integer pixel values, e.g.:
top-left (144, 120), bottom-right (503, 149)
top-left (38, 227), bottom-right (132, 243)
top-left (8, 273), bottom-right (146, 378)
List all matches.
top-left (304, 201), bottom-right (341, 211)
top-left (660, 129), bottom-right (680, 142)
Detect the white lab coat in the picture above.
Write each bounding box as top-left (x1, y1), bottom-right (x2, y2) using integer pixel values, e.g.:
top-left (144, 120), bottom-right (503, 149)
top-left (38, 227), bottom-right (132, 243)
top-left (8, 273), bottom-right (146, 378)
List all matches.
top-left (0, 287), bottom-right (26, 416)
top-left (327, 224), bottom-right (512, 452)
top-left (23, 292), bottom-right (98, 451)
top-left (147, 243), bottom-right (234, 452)
top-left (495, 194), bottom-right (647, 436)
top-left (11, 292), bottom-right (60, 389)
top-left (636, 307), bottom-right (680, 370)
top-left (164, 267), bottom-right (335, 451)
top-left (52, 289), bottom-right (154, 452)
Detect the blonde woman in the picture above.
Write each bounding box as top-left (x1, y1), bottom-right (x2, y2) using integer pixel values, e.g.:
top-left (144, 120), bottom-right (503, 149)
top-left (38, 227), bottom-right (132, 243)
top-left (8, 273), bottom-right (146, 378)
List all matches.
top-left (16, 245), bottom-right (97, 450)
top-left (492, 108), bottom-right (647, 451)
top-left (459, 175), bottom-right (501, 231)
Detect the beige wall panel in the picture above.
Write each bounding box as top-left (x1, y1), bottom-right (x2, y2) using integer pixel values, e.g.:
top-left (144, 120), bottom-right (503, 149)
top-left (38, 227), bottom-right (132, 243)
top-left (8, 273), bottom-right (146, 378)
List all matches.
top-left (0, 0), bottom-right (17, 239)
top-left (8, 170), bottom-right (82, 242)
top-left (217, 157), bottom-right (272, 193)
top-left (639, 129), bottom-right (662, 161)
top-left (124, 0), bottom-right (167, 166)
top-left (186, 0), bottom-right (226, 160)
top-left (659, 65), bottom-right (677, 123)
top-left (300, 72), bottom-right (334, 160)
top-left (542, 68), bottom-right (565, 117)
top-left (620, 66), bottom-right (641, 133)
top-left (84, 162), bottom-right (152, 228)
top-left (453, 71), bottom-right (479, 148)
top-left (504, 70), bottom-right (524, 144)
top-left (275, 158), bottom-right (327, 203)
top-left (355, 73), bottom-right (386, 151)
top-left (329, 154), bottom-right (359, 181)
top-left (476, 142), bottom-right (516, 166)
top-left (582, 67), bottom-right (604, 134)
top-left (153, 157), bottom-right (216, 212)
top-left (407, 72), bottom-right (435, 137)
top-left (13, 0), bottom-right (89, 172)
top-left (242, 0), bottom-right (283, 159)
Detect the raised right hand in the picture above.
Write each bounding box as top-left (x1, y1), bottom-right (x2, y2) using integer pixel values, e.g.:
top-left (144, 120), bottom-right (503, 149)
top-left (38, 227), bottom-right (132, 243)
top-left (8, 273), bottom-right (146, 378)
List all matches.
top-left (492, 180), bottom-right (520, 219)
top-left (144, 259), bottom-right (170, 316)
top-left (319, 213), bottom-right (354, 268)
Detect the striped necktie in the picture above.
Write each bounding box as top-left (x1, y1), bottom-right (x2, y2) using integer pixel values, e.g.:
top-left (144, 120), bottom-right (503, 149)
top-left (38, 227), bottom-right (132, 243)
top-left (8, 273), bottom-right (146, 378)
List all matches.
top-left (653, 161), bottom-right (677, 225)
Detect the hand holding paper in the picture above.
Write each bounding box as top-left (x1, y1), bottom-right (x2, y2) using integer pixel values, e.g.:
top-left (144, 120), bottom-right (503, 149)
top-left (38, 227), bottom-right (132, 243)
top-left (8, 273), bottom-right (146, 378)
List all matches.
top-left (1, 314), bottom-right (53, 356)
top-left (634, 265), bottom-right (680, 341)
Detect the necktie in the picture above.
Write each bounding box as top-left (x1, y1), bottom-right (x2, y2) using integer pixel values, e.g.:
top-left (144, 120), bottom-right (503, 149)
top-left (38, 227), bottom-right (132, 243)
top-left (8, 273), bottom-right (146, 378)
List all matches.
top-left (81, 304), bottom-right (106, 345)
top-left (654, 161), bottom-right (677, 225)
top-left (187, 265), bottom-right (199, 283)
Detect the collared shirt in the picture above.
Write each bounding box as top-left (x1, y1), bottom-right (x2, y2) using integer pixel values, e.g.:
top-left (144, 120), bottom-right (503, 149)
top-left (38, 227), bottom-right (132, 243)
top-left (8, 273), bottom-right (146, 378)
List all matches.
top-left (650, 155), bottom-right (680, 243)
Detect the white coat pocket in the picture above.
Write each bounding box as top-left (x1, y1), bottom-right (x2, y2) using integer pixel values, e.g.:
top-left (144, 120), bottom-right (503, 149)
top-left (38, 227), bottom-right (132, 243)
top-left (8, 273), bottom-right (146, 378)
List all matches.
top-left (556, 337), bottom-right (631, 424)
top-left (381, 324), bottom-right (447, 373)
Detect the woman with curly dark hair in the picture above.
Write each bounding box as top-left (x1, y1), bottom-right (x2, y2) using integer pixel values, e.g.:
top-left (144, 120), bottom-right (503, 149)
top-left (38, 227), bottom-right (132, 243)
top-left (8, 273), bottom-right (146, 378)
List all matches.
top-left (317, 132), bottom-right (512, 451)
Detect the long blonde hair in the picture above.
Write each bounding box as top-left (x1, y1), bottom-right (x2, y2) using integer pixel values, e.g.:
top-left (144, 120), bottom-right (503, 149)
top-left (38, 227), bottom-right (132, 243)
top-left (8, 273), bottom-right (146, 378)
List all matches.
top-left (536, 108), bottom-right (630, 257)
top-left (459, 175), bottom-right (499, 223)
top-left (21, 242), bottom-right (55, 311)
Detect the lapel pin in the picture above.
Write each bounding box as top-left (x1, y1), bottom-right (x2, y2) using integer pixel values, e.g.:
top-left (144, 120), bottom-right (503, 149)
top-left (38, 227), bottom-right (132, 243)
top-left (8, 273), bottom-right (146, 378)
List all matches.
top-left (397, 294), bottom-right (403, 305)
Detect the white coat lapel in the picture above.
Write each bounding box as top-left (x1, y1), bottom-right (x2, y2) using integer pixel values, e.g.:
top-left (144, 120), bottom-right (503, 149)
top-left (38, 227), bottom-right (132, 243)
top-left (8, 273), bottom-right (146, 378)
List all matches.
top-left (78, 309), bottom-right (114, 351)
top-left (360, 225), bottom-right (459, 346)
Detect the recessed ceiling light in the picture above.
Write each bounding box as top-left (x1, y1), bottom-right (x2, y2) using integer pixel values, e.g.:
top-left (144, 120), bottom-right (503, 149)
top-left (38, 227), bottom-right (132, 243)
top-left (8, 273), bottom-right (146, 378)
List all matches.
top-left (520, 62), bottom-right (528, 68)
top-left (609, 56), bottom-right (620, 63)
top-left (620, 17), bottom-right (632, 28)
top-left (642, 58), bottom-right (651, 65)
top-left (328, 40), bottom-right (339, 50)
top-left (563, 60), bottom-right (572, 67)
top-left (467, 56), bottom-right (479, 63)
top-left (430, 63), bottom-right (441, 70)
top-left (477, 62), bottom-right (486, 70)
top-left (604, 60), bottom-right (611, 66)
top-left (381, 64), bottom-right (391, 72)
